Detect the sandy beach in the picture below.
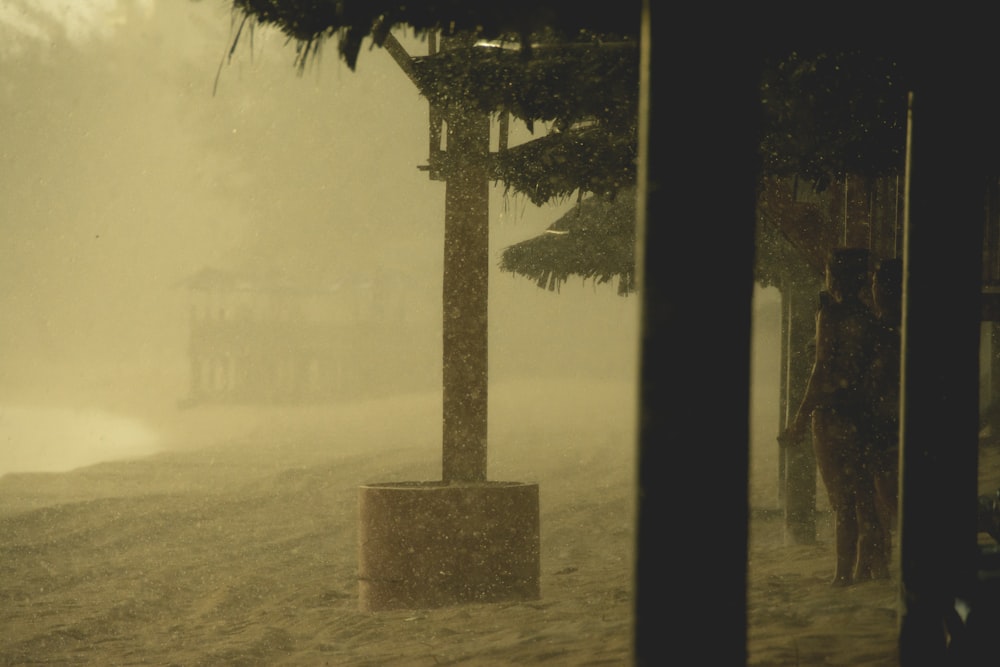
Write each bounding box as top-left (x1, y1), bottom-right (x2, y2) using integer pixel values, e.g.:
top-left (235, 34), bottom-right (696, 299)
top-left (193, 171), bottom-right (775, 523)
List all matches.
top-left (746, 434), bottom-right (1000, 667)
top-left (0, 379), bottom-right (636, 666)
top-left (3, 375), bottom-right (998, 665)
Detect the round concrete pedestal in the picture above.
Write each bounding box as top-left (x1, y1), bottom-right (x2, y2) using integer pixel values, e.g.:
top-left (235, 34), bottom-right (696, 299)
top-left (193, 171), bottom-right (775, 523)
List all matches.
top-left (358, 481), bottom-right (540, 612)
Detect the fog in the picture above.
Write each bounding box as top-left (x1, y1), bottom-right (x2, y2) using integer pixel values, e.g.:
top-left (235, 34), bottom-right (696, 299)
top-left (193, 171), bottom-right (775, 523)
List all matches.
top-left (748, 285), bottom-right (781, 507)
top-left (0, 1), bottom-right (644, 476)
top-left (0, 6), bottom-right (802, 662)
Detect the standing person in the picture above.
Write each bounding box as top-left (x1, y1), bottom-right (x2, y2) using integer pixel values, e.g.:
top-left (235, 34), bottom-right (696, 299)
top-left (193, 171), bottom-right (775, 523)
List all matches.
top-left (779, 247), bottom-right (886, 586)
top-left (865, 257), bottom-right (903, 574)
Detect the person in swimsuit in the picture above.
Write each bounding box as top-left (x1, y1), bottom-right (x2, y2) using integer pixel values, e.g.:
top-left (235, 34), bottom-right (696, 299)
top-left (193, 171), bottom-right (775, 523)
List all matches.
top-left (780, 247), bottom-right (887, 586)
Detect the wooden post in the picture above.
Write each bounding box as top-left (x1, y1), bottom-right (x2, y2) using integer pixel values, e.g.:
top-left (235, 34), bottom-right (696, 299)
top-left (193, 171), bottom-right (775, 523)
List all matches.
top-left (781, 279), bottom-right (818, 544)
top-left (381, 29), bottom-right (491, 483)
top-left (358, 32), bottom-right (539, 611)
top-left (441, 108), bottom-right (491, 483)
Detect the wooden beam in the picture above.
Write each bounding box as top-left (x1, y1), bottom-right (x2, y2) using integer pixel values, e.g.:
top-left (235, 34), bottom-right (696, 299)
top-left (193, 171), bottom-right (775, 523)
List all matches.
top-left (380, 30), bottom-right (420, 87)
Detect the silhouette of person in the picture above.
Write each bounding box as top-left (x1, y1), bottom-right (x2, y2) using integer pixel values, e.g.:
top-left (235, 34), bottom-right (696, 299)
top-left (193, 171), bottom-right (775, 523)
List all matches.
top-left (865, 257), bottom-right (903, 574)
top-left (779, 247), bottom-right (885, 586)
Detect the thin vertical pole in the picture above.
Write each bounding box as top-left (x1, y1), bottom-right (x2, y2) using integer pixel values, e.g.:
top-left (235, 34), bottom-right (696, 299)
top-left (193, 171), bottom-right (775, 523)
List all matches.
top-left (783, 281), bottom-right (818, 544)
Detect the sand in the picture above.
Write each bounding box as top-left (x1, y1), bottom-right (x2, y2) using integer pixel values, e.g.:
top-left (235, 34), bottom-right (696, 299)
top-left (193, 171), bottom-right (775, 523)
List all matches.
top-left (3, 377), bottom-right (998, 665)
top-left (747, 434), bottom-right (1000, 667)
top-left (0, 380), bottom-right (636, 666)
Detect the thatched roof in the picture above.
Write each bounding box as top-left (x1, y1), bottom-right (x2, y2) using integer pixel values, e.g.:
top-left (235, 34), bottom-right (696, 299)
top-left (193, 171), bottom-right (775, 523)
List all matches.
top-left (410, 37), bottom-right (638, 202)
top-left (229, 4), bottom-right (640, 203)
top-left (229, 1), bottom-right (641, 286)
top-left (490, 122), bottom-right (637, 205)
top-left (230, 1), bottom-right (641, 69)
top-left (410, 39), bottom-right (638, 130)
top-left (499, 188), bottom-right (636, 295)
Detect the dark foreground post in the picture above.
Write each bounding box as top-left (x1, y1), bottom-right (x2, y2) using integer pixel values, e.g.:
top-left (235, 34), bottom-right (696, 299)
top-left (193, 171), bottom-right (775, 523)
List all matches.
top-left (633, 4), bottom-right (757, 664)
top-left (898, 67), bottom-right (984, 664)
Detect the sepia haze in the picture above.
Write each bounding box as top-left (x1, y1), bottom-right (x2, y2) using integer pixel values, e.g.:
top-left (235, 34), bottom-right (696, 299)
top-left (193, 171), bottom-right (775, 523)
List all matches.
top-left (0, 0), bottom-right (649, 477)
top-left (8, 7), bottom-right (993, 665)
top-left (0, 10), bottom-right (646, 663)
top-left (0, 4), bottom-right (850, 665)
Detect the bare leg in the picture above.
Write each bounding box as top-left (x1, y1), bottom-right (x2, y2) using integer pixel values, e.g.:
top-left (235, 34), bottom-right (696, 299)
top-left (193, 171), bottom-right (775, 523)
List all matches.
top-left (851, 455), bottom-right (888, 582)
top-left (833, 504), bottom-right (858, 586)
top-left (855, 493), bottom-right (889, 581)
top-left (874, 452), bottom-right (898, 577)
top-left (814, 410), bottom-right (862, 587)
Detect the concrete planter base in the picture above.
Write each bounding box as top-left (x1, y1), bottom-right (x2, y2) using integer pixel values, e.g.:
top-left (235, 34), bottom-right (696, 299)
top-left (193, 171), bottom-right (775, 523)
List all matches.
top-left (358, 481), bottom-right (540, 612)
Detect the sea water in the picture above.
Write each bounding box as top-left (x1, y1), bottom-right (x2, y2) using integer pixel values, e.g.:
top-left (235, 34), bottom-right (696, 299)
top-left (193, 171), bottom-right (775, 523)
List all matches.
top-left (0, 406), bottom-right (161, 477)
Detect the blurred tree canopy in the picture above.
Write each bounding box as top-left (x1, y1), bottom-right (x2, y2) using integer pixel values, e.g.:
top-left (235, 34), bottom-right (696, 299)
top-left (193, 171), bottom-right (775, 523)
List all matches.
top-left (755, 49), bottom-right (912, 289)
top-left (759, 49), bottom-right (909, 191)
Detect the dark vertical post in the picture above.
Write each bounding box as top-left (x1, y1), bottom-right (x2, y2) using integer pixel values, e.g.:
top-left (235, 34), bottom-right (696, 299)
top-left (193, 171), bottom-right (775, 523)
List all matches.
top-left (783, 280), bottom-right (817, 544)
top-left (898, 68), bottom-right (983, 663)
top-left (441, 108), bottom-right (491, 483)
top-left (633, 2), bottom-right (756, 664)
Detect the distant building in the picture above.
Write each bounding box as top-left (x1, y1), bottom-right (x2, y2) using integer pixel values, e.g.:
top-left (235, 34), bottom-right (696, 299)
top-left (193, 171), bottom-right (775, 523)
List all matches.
top-left (180, 267), bottom-right (437, 406)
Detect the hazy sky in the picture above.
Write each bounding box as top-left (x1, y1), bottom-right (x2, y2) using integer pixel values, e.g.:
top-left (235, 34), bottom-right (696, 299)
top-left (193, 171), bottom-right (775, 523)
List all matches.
top-left (0, 0), bottom-right (155, 57)
top-left (0, 1), bottom-right (641, 418)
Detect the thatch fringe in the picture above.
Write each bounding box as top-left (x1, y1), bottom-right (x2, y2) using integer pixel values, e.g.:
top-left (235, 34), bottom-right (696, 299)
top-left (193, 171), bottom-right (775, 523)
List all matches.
top-left (499, 188), bottom-right (636, 295)
top-left (230, 1), bottom-right (641, 70)
top-left (491, 125), bottom-right (637, 205)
